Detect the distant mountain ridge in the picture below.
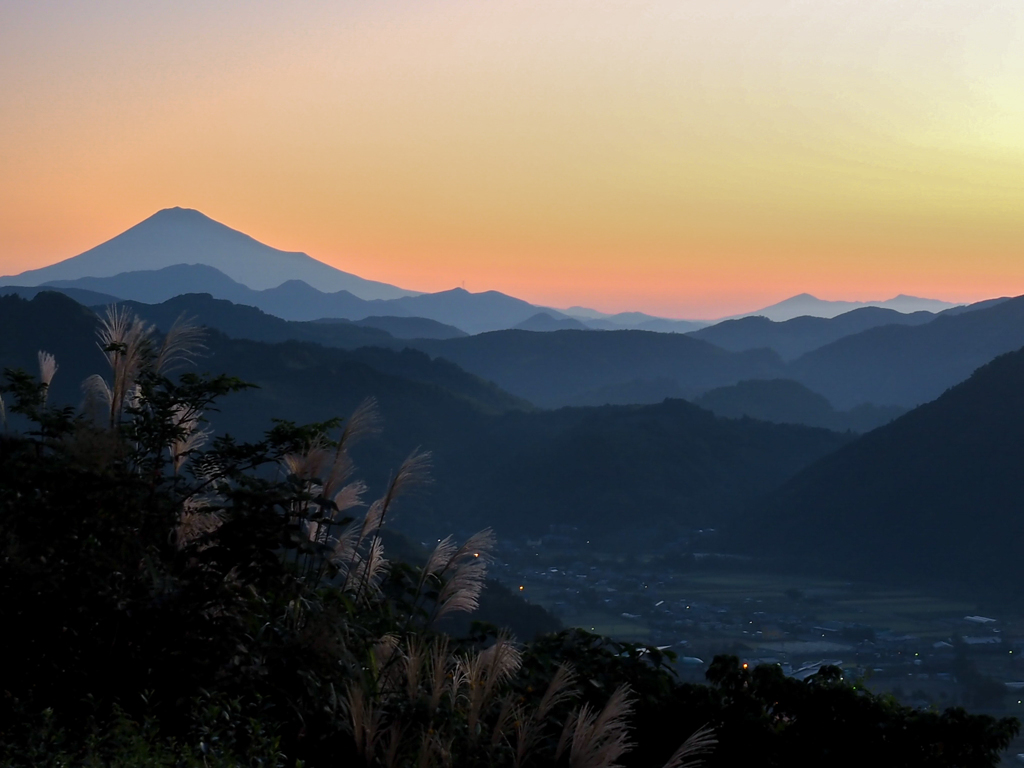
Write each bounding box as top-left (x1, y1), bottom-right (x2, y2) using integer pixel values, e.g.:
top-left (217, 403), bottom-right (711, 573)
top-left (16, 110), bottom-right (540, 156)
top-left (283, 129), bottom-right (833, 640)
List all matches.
top-left (734, 292), bottom-right (959, 322)
top-left (0, 207), bottom-right (418, 299)
top-left (35, 263), bottom-right (575, 334)
top-left (788, 294), bottom-right (1024, 408)
top-left (688, 306), bottom-right (938, 361)
top-left (1, 208), bottom-right (967, 333)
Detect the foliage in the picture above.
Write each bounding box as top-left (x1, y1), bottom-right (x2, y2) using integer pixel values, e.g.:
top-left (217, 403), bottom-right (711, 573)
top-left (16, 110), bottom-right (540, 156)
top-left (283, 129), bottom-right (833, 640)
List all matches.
top-left (0, 306), bottom-right (1018, 767)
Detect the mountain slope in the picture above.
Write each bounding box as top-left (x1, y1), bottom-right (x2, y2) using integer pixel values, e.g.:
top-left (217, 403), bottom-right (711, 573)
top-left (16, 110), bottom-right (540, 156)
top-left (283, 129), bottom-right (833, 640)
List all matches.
top-left (737, 346), bottom-right (1024, 600)
top-left (789, 294), bottom-right (1024, 408)
top-left (439, 399), bottom-right (850, 547)
top-left (411, 329), bottom-right (786, 408)
top-left (693, 379), bottom-right (905, 433)
top-left (0, 292), bottom-right (847, 552)
top-left (2, 207), bottom-right (416, 299)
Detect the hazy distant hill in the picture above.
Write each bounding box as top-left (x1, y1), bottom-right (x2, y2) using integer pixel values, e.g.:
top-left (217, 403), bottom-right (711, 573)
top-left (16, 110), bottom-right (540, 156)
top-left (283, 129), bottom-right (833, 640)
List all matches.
top-left (515, 312), bottom-right (590, 331)
top-left (349, 316), bottom-right (467, 340)
top-left (694, 379), bottom-right (906, 433)
top-left (561, 307), bottom-right (706, 332)
top-left (789, 294), bottom-right (1024, 408)
top-left (737, 346), bottom-right (1024, 601)
top-left (42, 263), bottom-right (569, 333)
top-left (1, 207), bottom-right (417, 299)
top-left (689, 307), bottom-right (936, 361)
top-left (733, 293), bottom-right (958, 322)
top-left (411, 329), bottom-right (785, 408)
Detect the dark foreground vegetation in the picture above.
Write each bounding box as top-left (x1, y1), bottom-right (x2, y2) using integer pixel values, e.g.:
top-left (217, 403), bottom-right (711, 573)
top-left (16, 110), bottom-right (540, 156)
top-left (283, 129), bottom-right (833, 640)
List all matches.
top-left (1, 310), bottom-right (1018, 767)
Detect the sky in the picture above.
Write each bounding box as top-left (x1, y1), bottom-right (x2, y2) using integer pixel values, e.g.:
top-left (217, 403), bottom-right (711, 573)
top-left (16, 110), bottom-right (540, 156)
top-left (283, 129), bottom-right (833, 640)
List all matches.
top-left (1, 1), bottom-right (1023, 318)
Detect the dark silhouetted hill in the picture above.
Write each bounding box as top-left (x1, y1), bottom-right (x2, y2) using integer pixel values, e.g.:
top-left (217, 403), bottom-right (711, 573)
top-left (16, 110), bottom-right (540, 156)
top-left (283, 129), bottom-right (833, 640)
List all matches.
top-left (0, 292), bottom-right (107, 407)
top-left (114, 294), bottom-right (528, 415)
top-left (694, 379), bottom-right (906, 433)
top-left (0, 284), bottom-right (123, 307)
top-left (735, 346), bottom-right (1024, 602)
top-left (0, 292), bottom-right (846, 552)
top-left (439, 399), bottom-right (850, 546)
top-left (112, 293), bottom-right (395, 348)
top-left (46, 263), bottom-right (256, 305)
top-left (689, 307), bottom-right (936, 361)
top-left (789, 294), bottom-right (1024, 408)
top-left (568, 377), bottom-right (688, 406)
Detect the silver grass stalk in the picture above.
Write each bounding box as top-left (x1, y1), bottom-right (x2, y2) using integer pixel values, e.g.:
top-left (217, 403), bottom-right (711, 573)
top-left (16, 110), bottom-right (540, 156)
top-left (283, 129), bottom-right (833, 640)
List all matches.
top-left (37, 351), bottom-right (58, 403)
top-left (491, 695), bottom-right (516, 748)
top-left (429, 529), bottom-right (496, 623)
top-left (281, 439), bottom-right (331, 483)
top-left (536, 663), bottom-right (578, 721)
top-left (332, 481), bottom-right (367, 517)
top-left (319, 398), bottom-right (377, 501)
top-left (461, 634), bottom-right (522, 739)
top-left (154, 313), bottom-right (205, 374)
top-left (427, 636), bottom-right (451, 714)
top-left (373, 633), bottom-right (404, 692)
top-left (345, 684), bottom-right (384, 764)
top-left (303, 519), bottom-right (320, 543)
top-left (94, 305), bottom-right (152, 426)
top-left (349, 535), bottom-right (389, 600)
top-left (422, 535), bottom-right (458, 581)
top-left (357, 499), bottom-right (386, 546)
top-left (338, 397), bottom-right (381, 452)
top-left (659, 724), bottom-right (717, 768)
top-left (513, 705), bottom-right (537, 768)
top-left (374, 448), bottom-right (432, 526)
top-left (321, 450), bottom-right (355, 503)
top-left (168, 404), bottom-right (210, 472)
top-left (330, 520), bottom-right (361, 575)
top-left (567, 684), bottom-right (636, 768)
top-left (404, 636), bottom-right (427, 701)
top-left (82, 373), bottom-right (114, 412)
top-left (382, 722), bottom-right (405, 768)
top-left (172, 505), bottom-right (224, 550)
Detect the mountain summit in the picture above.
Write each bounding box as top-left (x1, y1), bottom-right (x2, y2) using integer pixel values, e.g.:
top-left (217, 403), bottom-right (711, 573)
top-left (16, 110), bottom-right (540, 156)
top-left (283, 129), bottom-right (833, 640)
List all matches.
top-left (0, 208), bottom-right (418, 300)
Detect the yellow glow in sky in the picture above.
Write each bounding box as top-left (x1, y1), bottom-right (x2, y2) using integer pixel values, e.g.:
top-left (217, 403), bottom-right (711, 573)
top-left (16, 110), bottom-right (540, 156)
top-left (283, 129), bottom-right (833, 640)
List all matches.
top-left (1, 0), bottom-right (1022, 317)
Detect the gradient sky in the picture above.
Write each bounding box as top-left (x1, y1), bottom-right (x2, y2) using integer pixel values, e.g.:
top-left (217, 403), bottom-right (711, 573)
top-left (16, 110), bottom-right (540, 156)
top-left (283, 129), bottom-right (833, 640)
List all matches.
top-left (2, 0), bottom-right (1023, 317)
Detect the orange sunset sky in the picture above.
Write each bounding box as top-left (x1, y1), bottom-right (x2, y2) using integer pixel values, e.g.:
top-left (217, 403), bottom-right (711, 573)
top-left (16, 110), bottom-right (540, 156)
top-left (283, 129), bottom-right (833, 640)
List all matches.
top-left (2, 1), bottom-right (1023, 318)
